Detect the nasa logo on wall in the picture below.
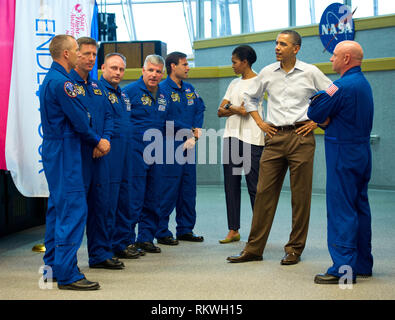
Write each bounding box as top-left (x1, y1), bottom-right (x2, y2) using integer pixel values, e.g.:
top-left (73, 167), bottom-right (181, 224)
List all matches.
top-left (319, 2), bottom-right (355, 54)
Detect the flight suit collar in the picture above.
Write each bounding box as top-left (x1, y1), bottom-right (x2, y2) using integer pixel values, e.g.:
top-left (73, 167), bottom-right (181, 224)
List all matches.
top-left (165, 76), bottom-right (184, 91)
top-left (341, 66), bottom-right (362, 78)
top-left (51, 61), bottom-right (70, 78)
top-left (100, 75), bottom-right (122, 95)
top-left (136, 76), bottom-right (158, 100)
top-left (273, 59), bottom-right (304, 73)
top-left (70, 69), bottom-right (91, 84)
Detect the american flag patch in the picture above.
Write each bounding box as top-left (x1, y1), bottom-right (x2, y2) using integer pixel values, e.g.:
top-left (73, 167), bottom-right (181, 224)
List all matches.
top-left (326, 84), bottom-right (339, 97)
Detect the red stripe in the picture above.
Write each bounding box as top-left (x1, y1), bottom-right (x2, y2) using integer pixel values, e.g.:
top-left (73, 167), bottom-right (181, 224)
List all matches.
top-left (326, 84), bottom-right (338, 97)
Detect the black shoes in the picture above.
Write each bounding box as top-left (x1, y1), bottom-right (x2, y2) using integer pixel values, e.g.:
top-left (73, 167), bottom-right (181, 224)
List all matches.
top-left (114, 247), bottom-right (140, 259)
top-left (314, 273), bottom-right (356, 284)
top-left (127, 243), bottom-right (146, 256)
top-left (177, 232), bottom-right (204, 242)
top-left (280, 252), bottom-right (300, 265)
top-left (58, 278), bottom-right (100, 291)
top-left (357, 273), bottom-right (372, 278)
top-left (157, 236), bottom-right (179, 245)
top-left (90, 258), bottom-right (125, 270)
top-left (135, 241), bottom-right (161, 253)
top-left (227, 250), bottom-right (263, 263)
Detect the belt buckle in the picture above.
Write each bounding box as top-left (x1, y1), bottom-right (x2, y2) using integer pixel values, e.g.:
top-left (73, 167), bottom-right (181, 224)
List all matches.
top-left (282, 124), bottom-right (295, 131)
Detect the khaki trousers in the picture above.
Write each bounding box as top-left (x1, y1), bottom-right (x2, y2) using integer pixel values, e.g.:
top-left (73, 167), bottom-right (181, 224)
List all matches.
top-left (244, 129), bottom-right (315, 256)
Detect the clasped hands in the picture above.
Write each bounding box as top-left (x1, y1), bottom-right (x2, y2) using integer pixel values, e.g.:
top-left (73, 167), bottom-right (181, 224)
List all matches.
top-left (93, 138), bottom-right (111, 158)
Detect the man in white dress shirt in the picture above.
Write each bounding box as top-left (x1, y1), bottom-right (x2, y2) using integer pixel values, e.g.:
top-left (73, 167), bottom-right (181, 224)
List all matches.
top-left (227, 30), bottom-right (332, 264)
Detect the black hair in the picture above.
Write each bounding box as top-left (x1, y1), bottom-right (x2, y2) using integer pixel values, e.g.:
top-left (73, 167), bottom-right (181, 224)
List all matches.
top-left (279, 30), bottom-right (302, 47)
top-left (165, 51), bottom-right (187, 75)
top-left (232, 45), bottom-right (257, 67)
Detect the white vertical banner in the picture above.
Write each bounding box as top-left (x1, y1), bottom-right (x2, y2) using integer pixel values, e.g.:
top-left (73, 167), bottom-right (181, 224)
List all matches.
top-left (6, 0), bottom-right (96, 197)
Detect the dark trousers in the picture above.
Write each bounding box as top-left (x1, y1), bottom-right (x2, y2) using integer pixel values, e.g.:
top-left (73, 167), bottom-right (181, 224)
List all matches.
top-left (223, 137), bottom-right (264, 231)
top-left (245, 130), bottom-right (315, 256)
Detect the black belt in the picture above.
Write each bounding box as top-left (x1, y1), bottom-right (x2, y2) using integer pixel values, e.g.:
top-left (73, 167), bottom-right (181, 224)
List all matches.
top-left (273, 122), bottom-right (308, 131)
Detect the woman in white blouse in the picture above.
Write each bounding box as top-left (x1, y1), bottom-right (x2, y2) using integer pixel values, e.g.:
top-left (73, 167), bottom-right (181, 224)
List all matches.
top-left (217, 45), bottom-right (265, 243)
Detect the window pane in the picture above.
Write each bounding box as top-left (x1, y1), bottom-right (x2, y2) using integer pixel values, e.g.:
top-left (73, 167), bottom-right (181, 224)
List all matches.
top-left (252, 0), bottom-right (288, 32)
top-left (378, 0), bottom-right (395, 15)
top-left (100, 5), bottom-right (131, 41)
top-left (204, 0), bottom-right (212, 38)
top-left (296, 0), bottom-right (341, 25)
top-left (132, 2), bottom-right (192, 55)
top-left (314, 0), bottom-right (340, 23)
top-left (229, 3), bottom-right (240, 35)
top-left (296, 0), bottom-right (312, 26)
top-left (352, 0), bottom-right (374, 18)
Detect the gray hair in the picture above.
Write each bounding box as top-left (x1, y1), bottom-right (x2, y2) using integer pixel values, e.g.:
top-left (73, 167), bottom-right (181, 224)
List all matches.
top-left (144, 54), bottom-right (165, 71)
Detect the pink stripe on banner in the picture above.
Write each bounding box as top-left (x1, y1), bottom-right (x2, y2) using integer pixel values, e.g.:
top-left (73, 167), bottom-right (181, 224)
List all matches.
top-left (0, 1), bottom-right (16, 170)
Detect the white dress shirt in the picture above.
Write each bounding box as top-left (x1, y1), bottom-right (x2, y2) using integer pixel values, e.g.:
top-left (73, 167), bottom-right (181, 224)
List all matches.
top-left (244, 59), bottom-right (332, 126)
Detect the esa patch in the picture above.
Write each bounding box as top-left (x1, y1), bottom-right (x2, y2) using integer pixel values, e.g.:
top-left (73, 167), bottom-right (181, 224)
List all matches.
top-left (64, 81), bottom-right (77, 98)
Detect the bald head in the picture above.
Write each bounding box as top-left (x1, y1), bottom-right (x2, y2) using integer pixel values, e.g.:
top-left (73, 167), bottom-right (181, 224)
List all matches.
top-left (330, 40), bottom-right (364, 76)
top-left (337, 41), bottom-right (364, 61)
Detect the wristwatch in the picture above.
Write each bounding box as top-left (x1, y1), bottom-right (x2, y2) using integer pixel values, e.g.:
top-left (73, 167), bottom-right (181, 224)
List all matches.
top-left (224, 103), bottom-right (232, 110)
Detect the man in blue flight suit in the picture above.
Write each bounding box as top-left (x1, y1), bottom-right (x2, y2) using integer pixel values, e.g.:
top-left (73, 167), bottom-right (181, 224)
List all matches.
top-left (70, 37), bottom-right (124, 270)
top-left (41, 35), bottom-right (110, 290)
top-left (123, 55), bottom-right (167, 253)
top-left (308, 40), bottom-right (374, 284)
top-left (155, 52), bottom-right (205, 245)
top-left (100, 52), bottom-right (141, 259)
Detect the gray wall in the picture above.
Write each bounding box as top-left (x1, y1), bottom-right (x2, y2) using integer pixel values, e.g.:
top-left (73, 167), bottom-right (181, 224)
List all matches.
top-left (120, 23), bottom-right (395, 190)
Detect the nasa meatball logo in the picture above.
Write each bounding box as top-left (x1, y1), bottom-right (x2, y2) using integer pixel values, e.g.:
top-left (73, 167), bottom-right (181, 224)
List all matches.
top-left (319, 2), bottom-right (355, 54)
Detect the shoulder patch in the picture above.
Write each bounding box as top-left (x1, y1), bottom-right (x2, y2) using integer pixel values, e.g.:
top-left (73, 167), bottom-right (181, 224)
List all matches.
top-left (326, 83), bottom-right (339, 97)
top-left (64, 81), bottom-right (77, 98)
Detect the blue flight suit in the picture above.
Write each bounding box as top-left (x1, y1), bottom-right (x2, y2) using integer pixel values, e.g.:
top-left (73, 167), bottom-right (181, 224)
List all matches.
top-left (123, 76), bottom-right (167, 244)
top-left (99, 76), bottom-right (132, 253)
top-left (69, 70), bottom-right (113, 266)
top-left (40, 62), bottom-right (101, 285)
top-left (307, 66), bottom-right (374, 279)
top-left (156, 77), bottom-right (205, 239)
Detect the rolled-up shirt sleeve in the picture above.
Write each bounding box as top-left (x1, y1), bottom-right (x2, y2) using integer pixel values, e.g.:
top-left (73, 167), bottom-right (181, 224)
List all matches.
top-left (244, 72), bottom-right (265, 113)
